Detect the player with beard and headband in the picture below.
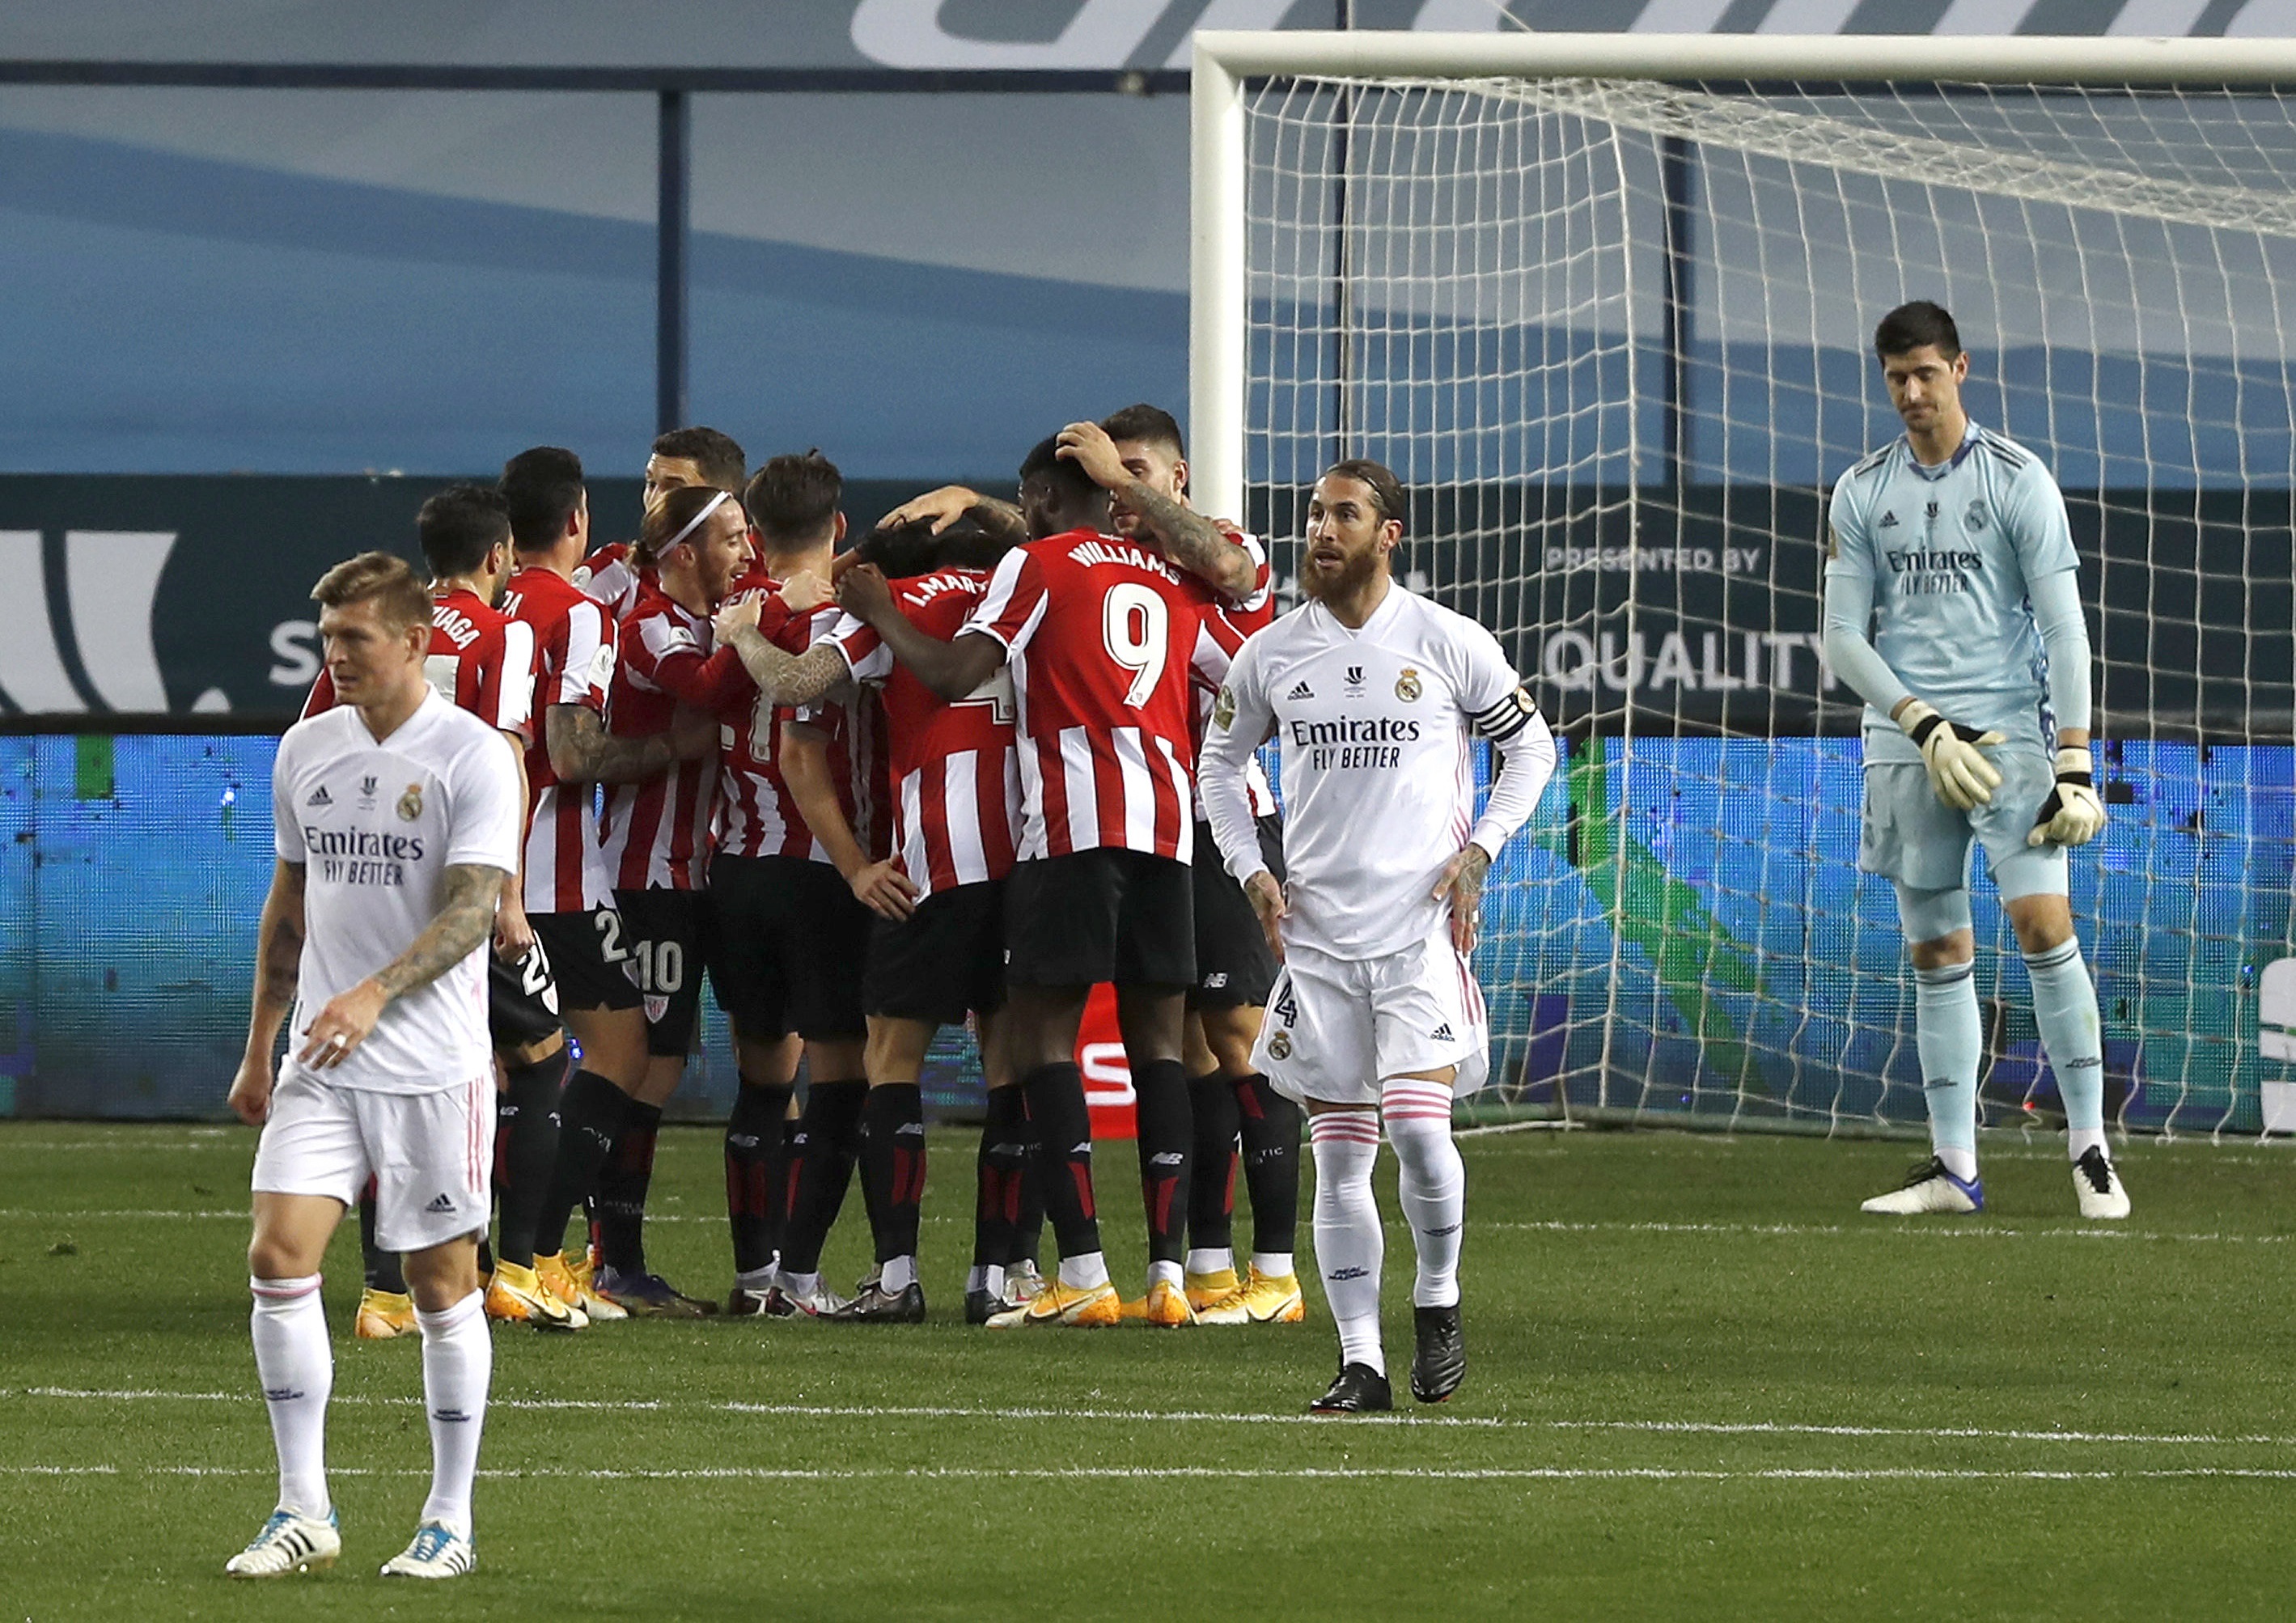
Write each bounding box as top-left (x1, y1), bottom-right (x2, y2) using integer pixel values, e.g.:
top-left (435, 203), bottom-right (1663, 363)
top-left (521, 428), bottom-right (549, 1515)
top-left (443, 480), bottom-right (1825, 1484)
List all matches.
top-left (577, 426), bottom-right (747, 622)
top-left (498, 446), bottom-right (714, 1326)
top-left (722, 510), bottom-right (1032, 1323)
top-left (226, 552), bottom-right (520, 1579)
top-left (1199, 460), bottom-right (1557, 1414)
top-left (697, 451), bottom-right (897, 1318)
top-left (586, 485), bottom-right (765, 1316)
top-left (301, 485), bottom-right (585, 1335)
top-left (833, 432), bottom-right (1248, 1328)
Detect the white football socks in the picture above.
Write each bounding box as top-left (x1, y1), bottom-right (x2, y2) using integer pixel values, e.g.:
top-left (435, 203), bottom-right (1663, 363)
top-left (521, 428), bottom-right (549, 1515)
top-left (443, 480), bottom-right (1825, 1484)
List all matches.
top-left (2025, 939), bottom-right (2110, 1163)
top-left (1309, 1109), bottom-right (1384, 1374)
top-left (250, 1274), bottom-right (332, 1519)
top-left (1381, 1078), bottom-right (1466, 1309)
top-left (1913, 961), bottom-right (1982, 1184)
top-left (1057, 1251), bottom-right (1111, 1291)
top-left (414, 1290), bottom-right (491, 1540)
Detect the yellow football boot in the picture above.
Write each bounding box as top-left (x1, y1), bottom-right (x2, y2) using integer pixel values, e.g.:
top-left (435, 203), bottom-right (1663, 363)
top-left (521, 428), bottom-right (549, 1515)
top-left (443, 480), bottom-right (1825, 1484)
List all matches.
top-left (1184, 1266), bottom-right (1240, 1313)
top-left (538, 1250), bottom-right (627, 1323)
top-left (485, 1259), bottom-right (587, 1331)
top-left (1195, 1265), bottom-right (1307, 1326)
top-left (354, 1286), bottom-right (417, 1340)
top-left (985, 1278), bottom-right (1121, 1328)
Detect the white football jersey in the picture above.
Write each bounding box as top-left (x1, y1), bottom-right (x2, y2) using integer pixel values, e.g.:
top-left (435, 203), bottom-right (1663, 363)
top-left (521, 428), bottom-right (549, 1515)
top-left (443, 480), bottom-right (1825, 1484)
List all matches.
top-left (271, 689), bottom-right (522, 1095)
top-left (1201, 584), bottom-right (1533, 961)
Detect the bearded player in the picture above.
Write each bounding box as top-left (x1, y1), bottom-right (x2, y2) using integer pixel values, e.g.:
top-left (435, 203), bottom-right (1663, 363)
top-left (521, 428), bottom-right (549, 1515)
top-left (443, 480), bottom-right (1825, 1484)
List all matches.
top-left (1200, 460), bottom-right (1557, 1414)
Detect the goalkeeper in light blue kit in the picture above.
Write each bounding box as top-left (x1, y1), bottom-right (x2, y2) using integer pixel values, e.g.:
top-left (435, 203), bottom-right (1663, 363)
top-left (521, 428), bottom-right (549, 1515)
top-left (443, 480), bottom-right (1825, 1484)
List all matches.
top-left (1824, 300), bottom-right (2127, 1220)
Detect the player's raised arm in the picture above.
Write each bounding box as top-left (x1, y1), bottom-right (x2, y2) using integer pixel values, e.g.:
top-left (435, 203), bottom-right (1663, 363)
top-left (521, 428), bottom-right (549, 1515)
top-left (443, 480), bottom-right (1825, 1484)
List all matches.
top-left (1055, 420), bottom-right (1256, 600)
top-left (836, 561), bottom-right (1006, 701)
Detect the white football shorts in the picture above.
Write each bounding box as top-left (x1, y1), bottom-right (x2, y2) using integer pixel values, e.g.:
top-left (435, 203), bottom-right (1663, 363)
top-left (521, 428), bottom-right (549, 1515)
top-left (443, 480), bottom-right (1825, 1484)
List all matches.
top-left (1254, 928), bottom-right (1489, 1108)
top-left (251, 1066), bottom-right (494, 1253)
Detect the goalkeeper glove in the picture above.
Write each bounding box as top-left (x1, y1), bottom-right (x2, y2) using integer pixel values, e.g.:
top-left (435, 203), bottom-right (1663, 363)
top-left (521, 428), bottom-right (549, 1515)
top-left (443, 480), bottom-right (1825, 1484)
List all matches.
top-left (1896, 698), bottom-right (2005, 812)
top-left (2027, 745), bottom-right (2106, 848)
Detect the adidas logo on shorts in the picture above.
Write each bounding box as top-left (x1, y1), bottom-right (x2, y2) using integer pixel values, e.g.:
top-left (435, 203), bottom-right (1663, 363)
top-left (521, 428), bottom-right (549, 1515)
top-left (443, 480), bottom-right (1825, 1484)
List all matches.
top-left (423, 1193), bottom-right (457, 1214)
top-left (1430, 1023), bottom-right (1454, 1043)
top-left (1287, 680), bottom-right (1314, 700)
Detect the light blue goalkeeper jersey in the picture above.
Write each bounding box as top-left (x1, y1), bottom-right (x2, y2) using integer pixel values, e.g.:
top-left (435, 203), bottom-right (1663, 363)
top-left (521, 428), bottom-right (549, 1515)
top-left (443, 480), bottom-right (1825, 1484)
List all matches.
top-left (1824, 420), bottom-right (2078, 764)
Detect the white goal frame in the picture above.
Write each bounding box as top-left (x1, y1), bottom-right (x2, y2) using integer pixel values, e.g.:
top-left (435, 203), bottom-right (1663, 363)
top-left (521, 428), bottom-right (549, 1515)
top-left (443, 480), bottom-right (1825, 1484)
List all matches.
top-left (1188, 28), bottom-right (2296, 525)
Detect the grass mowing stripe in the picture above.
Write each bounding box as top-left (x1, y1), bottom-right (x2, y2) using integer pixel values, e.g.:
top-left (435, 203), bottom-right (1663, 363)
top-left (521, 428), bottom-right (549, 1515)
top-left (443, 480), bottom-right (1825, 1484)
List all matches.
top-left (15, 1462), bottom-right (2296, 1483)
top-left (21, 1388), bottom-right (2296, 1450)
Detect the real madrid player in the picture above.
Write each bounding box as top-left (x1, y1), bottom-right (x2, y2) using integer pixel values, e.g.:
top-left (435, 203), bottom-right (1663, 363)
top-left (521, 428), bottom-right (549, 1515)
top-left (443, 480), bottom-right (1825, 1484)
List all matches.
top-left (1199, 460), bottom-right (1557, 1414)
top-left (1824, 301), bottom-right (2125, 1221)
top-left (226, 553), bottom-right (523, 1579)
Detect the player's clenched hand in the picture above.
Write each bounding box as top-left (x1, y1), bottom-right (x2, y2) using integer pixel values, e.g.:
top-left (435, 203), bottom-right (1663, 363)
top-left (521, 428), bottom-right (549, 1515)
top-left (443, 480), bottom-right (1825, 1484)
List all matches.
top-left (713, 595), bottom-right (762, 641)
top-left (1896, 698), bottom-right (2005, 811)
top-left (297, 980), bottom-right (388, 1069)
top-left (779, 570), bottom-right (832, 615)
top-left (879, 485), bottom-right (981, 536)
top-left (2028, 745), bottom-right (2107, 848)
top-left (227, 1054), bottom-right (275, 1125)
top-left (1433, 844), bottom-right (1492, 955)
top-left (836, 562), bottom-right (896, 626)
top-left (493, 890), bottom-right (536, 959)
top-left (1243, 870), bottom-right (1288, 960)
top-left (850, 858), bottom-right (921, 922)
top-left (1055, 422), bottom-right (1129, 490)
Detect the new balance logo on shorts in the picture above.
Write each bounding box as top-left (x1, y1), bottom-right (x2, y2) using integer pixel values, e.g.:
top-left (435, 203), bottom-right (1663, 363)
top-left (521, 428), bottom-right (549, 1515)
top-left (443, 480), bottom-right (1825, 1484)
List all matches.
top-left (423, 1193), bottom-right (457, 1214)
top-left (1430, 1023), bottom-right (1454, 1043)
top-left (1287, 680), bottom-right (1315, 700)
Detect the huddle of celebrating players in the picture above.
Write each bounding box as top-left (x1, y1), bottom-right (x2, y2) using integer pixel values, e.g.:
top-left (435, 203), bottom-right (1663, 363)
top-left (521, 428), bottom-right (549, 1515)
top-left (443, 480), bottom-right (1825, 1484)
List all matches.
top-left (226, 303), bottom-right (2126, 1578)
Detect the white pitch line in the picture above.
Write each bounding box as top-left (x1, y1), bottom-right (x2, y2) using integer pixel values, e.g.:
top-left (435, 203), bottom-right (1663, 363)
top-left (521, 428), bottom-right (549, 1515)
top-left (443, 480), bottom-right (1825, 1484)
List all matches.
top-left (20, 1388), bottom-right (2296, 1451)
top-left (8, 1461), bottom-right (2296, 1484)
top-left (1481, 1218), bottom-right (2296, 1245)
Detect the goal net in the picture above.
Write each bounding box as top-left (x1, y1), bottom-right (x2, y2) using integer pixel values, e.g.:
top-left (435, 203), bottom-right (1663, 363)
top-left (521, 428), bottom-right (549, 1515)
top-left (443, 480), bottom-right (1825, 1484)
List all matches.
top-left (1190, 33), bottom-right (2296, 1138)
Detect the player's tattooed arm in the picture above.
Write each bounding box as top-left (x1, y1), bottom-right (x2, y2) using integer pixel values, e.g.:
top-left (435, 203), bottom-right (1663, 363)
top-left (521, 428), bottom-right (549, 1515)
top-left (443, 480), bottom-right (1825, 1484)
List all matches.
top-left (716, 623), bottom-right (849, 707)
top-left (547, 703), bottom-right (701, 785)
top-left (1431, 844), bottom-right (1493, 956)
top-left (298, 863), bottom-right (506, 1070)
top-left (1056, 422), bottom-right (1255, 599)
top-left (229, 859), bottom-right (307, 1124)
top-left (878, 485), bottom-right (1026, 542)
top-left (835, 564), bottom-right (1006, 700)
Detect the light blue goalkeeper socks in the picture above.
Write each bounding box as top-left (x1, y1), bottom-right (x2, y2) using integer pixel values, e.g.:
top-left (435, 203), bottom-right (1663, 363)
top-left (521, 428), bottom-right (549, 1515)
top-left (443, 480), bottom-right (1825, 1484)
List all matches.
top-left (2024, 938), bottom-right (2107, 1162)
top-left (1913, 960), bottom-right (1981, 1182)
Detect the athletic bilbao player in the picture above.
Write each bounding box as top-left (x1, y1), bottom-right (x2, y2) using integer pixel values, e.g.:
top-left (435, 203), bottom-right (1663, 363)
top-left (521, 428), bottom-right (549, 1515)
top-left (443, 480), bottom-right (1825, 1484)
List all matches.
top-left (1093, 404), bottom-right (1304, 1327)
top-left (498, 447), bottom-right (710, 1324)
top-left (582, 485), bottom-right (760, 1315)
top-left (834, 430), bottom-right (1252, 1328)
top-left (723, 511), bottom-right (1031, 1324)
top-left (301, 485), bottom-right (584, 1336)
top-left (576, 426), bottom-right (747, 621)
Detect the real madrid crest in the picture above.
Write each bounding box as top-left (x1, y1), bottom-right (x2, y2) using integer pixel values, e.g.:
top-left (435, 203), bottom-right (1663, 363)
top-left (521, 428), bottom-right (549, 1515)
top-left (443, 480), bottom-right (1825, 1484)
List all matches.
top-left (1267, 1030), bottom-right (1293, 1060)
top-left (397, 782), bottom-right (424, 821)
top-left (1395, 667), bottom-right (1423, 702)
top-left (1212, 685), bottom-right (1237, 731)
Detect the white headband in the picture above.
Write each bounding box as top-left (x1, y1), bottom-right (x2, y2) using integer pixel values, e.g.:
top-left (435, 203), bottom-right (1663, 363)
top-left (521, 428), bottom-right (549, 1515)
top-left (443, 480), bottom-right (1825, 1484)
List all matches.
top-left (663, 489), bottom-right (732, 553)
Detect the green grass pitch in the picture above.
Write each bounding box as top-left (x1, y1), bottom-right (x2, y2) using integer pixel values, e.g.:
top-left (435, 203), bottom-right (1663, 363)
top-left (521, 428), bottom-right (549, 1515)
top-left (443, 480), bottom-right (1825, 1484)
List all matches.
top-left (3, 1120), bottom-right (2294, 1621)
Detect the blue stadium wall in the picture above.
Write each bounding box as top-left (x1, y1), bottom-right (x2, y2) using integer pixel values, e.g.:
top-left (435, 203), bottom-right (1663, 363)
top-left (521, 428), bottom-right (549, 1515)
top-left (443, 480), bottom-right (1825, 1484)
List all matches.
top-left (5, 730), bottom-right (2286, 1132)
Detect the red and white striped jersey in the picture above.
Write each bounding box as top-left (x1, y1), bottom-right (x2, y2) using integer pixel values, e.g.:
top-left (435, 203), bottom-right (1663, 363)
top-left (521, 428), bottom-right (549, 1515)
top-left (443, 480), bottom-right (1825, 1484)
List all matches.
top-left (826, 566), bottom-right (1021, 899)
top-left (792, 604), bottom-right (893, 869)
top-left (711, 567), bottom-right (824, 862)
top-left (597, 583), bottom-right (749, 892)
top-left (300, 587), bottom-right (535, 742)
top-left (1197, 595), bottom-right (1277, 820)
top-left (961, 529), bottom-right (1230, 864)
top-left (501, 565), bottom-right (617, 914)
top-left (574, 540), bottom-right (647, 622)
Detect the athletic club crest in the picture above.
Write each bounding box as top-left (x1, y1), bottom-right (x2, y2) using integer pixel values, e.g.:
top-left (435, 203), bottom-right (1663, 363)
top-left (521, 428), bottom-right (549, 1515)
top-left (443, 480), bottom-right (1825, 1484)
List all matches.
top-left (396, 782), bottom-right (423, 821)
top-left (1395, 667), bottom-right (1423, 701)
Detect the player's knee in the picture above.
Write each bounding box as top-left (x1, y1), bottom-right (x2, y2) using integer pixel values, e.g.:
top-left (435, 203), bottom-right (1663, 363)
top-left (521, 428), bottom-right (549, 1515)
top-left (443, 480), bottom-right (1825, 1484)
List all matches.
top-left (2004, 891), bottom-right (2074, 956)
top-left (401, 1236), bottom-right (483, 1312)
top-left (1895, 882), bottom-right (1973, 962)
top-left (1204, 1006), bottom-right (1263, 1075)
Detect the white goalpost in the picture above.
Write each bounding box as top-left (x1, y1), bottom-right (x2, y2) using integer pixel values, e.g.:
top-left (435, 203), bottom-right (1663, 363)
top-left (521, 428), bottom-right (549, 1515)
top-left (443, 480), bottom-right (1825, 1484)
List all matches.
top-left (1190, 30), bottom-right (2296, 1138)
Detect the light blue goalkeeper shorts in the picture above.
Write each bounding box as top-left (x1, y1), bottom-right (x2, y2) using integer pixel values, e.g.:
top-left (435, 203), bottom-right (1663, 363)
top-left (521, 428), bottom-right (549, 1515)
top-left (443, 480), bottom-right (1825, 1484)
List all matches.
top-left (1858, 744), bottom-right (2066, 903)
